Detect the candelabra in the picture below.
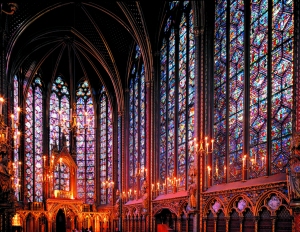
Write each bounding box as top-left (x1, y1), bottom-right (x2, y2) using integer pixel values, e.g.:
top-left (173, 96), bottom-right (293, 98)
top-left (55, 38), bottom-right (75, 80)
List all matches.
top-left (193, 137), bottom-right (227, 187)
top-left (194, 137), bottom-right (214, 155)
top-left (242, 154), bottom-right (265, 180)
top-left (102, 180), bottom-right (114, 190)
top-left (0, 97), bottom-right (21, 152)
top-left (58, 104), bottom-right (93, 137)
top-left (207, 159), bottom-right (226, 182)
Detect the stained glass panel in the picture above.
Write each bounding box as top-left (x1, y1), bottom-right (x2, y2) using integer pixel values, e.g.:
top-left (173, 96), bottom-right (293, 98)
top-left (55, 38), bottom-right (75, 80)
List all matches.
top-left (25, 86), bottom-right (33, 202)
top-left (34, 87), bottom-right (43, 202)
top-left (100, 87), bottom-right (113, 204)
top-left (13, 76), bottom-right (19, 200)
top-left (228, 0), bottom-right (244, 182)
top-left (249, 0), bottom-right (268, 178)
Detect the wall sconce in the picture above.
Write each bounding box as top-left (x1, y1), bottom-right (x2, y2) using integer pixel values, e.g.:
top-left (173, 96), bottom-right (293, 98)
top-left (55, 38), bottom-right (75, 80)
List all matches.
top-left (102, 180), bottom-right (114, 190)
top-left (194, 137), bottom-right (214, 155)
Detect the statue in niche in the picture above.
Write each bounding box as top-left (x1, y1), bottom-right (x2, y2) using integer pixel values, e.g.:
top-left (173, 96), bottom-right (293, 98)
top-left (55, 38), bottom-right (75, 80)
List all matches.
top-left (288, 131), bottom-right (300, 199)
top-left (187, 166), bottom-right (197, 210)
top-left (141, 180), bottom-right (148, 212)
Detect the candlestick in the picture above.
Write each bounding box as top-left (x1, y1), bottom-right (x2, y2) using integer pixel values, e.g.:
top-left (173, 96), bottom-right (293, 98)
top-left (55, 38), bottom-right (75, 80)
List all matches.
top-left (17, 107), bottom-right (21, 124)
top-left (0, 97), bottom-right (3, 115)
top-left (11, 114), bottom-right (14, 128)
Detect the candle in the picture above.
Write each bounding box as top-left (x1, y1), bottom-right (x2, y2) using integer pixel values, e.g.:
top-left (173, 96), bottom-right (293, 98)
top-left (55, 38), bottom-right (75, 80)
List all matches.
top-left (243, 155), bottom-right (246, 169)
top-left (157, 182), bottom-right (159, 190)
top-left (211, 139), bottom-right (214, 151)
top-left (206, 143), bottom-right (209, 153)
top-left (11, 114), bottom-right (15, 128)
top-left (5, 127), bottom-right (8, 139)
top-left (0, 97), bottom-right (3, 115)
top-left (224, 165), bottom-right (226, 175)
top-left (207, 166), bottom-right (211, 176)
top-left (17, 107), bottom-right (21, 123)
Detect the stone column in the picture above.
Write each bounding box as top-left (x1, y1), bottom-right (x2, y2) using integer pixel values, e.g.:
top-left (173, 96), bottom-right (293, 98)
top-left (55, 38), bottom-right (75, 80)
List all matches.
top-left (239, 217), bottom-right (243, 232)
top-left (152, 217), bottom-right (156, 232)
top-left (35, 217), bottom-right (40, 232)
top-left (271, 216), bottom-right (276, 232)
top-left (47, 219), bottom-right (52, 232)
top-left (176, 216), bottom-right (181, 232)
top-left (23, 217), bottom-right (27, 232)
top-left (214, 217), bottom-right (217, 232)
top-left (203, 218), bottom-right (207, 232)
top-left (254, 216), bottom-right (259, 232)
top-left (225, 217), bottom-right (230, 232)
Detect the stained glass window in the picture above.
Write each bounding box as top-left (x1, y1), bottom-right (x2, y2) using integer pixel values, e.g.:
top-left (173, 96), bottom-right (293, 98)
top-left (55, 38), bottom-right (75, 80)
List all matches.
top-left (213, 0), bottom-right (294, 182)
top-left (128, 45), bottom-right (146, 193)
top-left (49, 76), bottom-right (70, 153)
top-left (13, 75), bottom-right (20, 200)
top-left (76, 80), bottom-right (95, 204)
top-left (159, 1), bottom-right (195, 193)
top-left (54, 159), bottom-right (70, 191)
top-left (99, 87), bottom-right (113, 204)
top-left (24, 77), bottom-right (43, 202)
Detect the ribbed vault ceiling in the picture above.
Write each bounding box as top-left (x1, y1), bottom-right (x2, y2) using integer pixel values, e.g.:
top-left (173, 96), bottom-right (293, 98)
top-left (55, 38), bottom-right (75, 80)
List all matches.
top-left (4, 1), bottom-right (165, 110)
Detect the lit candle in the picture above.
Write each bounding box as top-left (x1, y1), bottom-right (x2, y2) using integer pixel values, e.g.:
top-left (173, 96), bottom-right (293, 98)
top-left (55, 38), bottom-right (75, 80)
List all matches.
top-left (11, 114), bottom-right (14, 128)
top-left (207, 166), bottom-right (211, 176)
top-left (5, 127), bottom-right (8, 139)
top-left (211, 139), bottom-right (214, 151)
top-left (224, 165), bottom-right (226, 175)
top-left (243, 155), bottom-right (246, 169)
top-left (17, 107), bottom-right (21, 124)
top-left (17, 131), bottom-right (20, 146)
top-left (0, 97), bottom-right (3, 115)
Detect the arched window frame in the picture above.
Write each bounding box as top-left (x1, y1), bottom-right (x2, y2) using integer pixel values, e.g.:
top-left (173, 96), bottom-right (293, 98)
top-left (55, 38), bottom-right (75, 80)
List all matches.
top-left (159, 1), bottom-right (195, 193)
top-left (213, 0), bottom-right (294, 184)
top-left (75, 79), bottom-right (95, 204)
top-left (128, 45), bottom-right (147, 192)
top-left (24, 75), bottom-right (44, 202)
top-left (49, 75), bottom-right (70, 153)
top-left (99, 87), bottom-right (113, 205)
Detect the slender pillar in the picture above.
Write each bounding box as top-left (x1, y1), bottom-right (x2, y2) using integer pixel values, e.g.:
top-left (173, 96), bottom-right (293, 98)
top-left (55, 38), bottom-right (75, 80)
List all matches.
top-left (271, 216), bottom-right (276, 232)
top-left (239, 217), bottom-right (243, 232)
top-left (225, 217), bottom-right (230, 232)
top-left (47, 219), bottom-right (52, 232)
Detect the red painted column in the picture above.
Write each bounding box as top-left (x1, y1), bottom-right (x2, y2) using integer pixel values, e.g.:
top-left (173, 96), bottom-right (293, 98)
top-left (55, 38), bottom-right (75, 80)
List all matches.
top-left (145, 79), bottom-right (152, 232)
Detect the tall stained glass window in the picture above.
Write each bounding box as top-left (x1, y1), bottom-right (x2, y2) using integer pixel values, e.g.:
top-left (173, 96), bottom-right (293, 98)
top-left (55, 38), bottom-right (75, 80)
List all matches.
top-left (49, 76), bottom-right (70, 153)
top-left (76, 80), bottom-right (95, 204)
top-left (128, 45), bottom-right (146, 191)
top-left (159, 1), bottom-right (195, 193)
top-left (99, 87), bottom-right (113, 204)
top-left (213, 0), bottom-right (294, 183)
top-left (24, 77), bottom-right (43, 202)
top-left (13, 75), bottom-right (20, 200)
